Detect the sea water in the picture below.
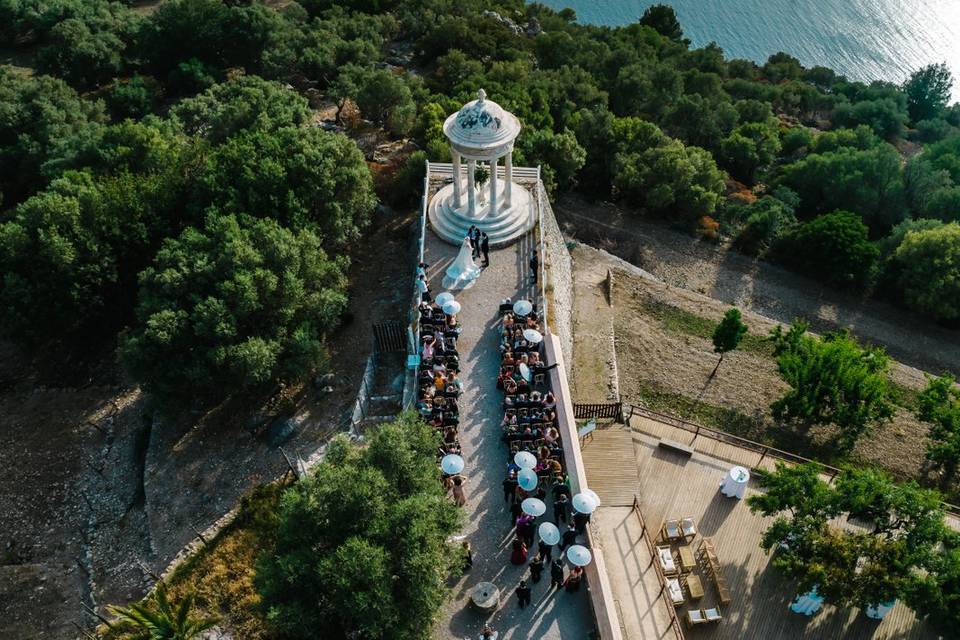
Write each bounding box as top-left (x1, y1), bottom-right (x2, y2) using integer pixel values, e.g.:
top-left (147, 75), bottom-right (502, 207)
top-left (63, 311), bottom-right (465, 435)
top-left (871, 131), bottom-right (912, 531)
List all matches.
top-left (540, 0), bottom-right (960, 102)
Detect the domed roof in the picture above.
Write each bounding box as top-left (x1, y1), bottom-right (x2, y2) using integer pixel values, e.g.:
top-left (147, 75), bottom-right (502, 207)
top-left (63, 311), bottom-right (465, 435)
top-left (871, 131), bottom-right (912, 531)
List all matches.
top-left (444, 89), bottom-right (521, 152)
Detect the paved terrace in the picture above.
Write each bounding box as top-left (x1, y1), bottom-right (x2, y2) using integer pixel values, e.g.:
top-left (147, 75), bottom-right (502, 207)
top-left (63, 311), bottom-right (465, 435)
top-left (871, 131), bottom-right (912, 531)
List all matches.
top-left (582, 412), bottom-right (944, 640)
top-left (424, 221), bottom-right (594, 637)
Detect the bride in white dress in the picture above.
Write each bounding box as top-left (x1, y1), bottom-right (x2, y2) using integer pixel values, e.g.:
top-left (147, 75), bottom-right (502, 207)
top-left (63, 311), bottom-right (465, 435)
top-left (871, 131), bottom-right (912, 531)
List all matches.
top-left (444, 234), bottom-right (482, 289)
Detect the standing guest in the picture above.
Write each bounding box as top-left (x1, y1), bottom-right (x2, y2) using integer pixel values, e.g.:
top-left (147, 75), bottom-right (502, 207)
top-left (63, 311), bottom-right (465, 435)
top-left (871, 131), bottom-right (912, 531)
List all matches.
top-left (529, 249), bottom-right (539, 283)
top-left (509, 499), bottom-right (523, 525)
top-left (553, 494), bottom-right (570, 525)
top-left (519, 516), bottom-right (535, 547)
top-left (502, 471), bottom-right (518, 504)
top-left (515, 579), bottom-right (532, 609)
top-left (480, 232), bottom-right (490, 266)
top-left (573, 511), bottom-right (590, 535)
top-left (529, 555), bottom-right (544, 583)
top-left (480, 625), bottom-right (498, 640)
top-left (560, 526), bottom-right (578, 550)
top-left (416, 261), bottom-right (429, 278)
top-left (538, 538), bottom-right (553, 561)
top-left (550, 558), bottom-right (565, 590)
top-left (564, 566), bottom-right (584, 592)
top-left (417, 273), bottom-right (430, 301)
top-left (510, 537), bottom-right (528, 565)
top-left (451, 476), bottom-right (468, 507)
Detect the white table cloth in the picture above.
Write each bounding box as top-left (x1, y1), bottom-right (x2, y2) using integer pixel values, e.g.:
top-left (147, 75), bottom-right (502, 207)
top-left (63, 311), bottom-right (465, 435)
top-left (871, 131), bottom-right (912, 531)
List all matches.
top-left (865, 601), bottom-right (895, 620)
top-left (719, 465), bottom-right (750, 499)
top-left (790, 588), bottom-right (824, 616)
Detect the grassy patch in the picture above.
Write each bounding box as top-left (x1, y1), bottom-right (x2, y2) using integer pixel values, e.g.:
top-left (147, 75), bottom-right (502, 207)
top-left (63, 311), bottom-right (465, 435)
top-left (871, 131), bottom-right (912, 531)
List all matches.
top-left (890, 381), bottom-right (921, 411)
top-left (638, 298), bottom-right (921, 412)
top-left (637, 299), bottom-right (774, 356)
top-left (630, 381), bottom-right (842, 463)
top-left (632, 381), bottom-right (764, 441)
top-left (101, 482), bottom-right (284, 639)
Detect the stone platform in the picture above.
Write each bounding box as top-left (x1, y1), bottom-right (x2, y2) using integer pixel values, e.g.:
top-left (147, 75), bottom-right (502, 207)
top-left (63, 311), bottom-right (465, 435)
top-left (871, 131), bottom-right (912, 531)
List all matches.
top-left (428, 178), bottom-right (536, 247)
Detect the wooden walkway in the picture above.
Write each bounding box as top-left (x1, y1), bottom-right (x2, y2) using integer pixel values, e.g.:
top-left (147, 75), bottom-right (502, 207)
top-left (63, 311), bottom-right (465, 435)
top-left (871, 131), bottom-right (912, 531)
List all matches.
top-left (581, 426), bottom-right (638, 507)
top-left (629, 423), bottom-right (941, 640)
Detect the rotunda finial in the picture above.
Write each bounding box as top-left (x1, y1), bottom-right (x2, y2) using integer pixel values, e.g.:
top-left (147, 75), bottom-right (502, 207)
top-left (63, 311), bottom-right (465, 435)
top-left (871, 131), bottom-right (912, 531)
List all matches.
top-left (477, 88), bottom-right (487, 103)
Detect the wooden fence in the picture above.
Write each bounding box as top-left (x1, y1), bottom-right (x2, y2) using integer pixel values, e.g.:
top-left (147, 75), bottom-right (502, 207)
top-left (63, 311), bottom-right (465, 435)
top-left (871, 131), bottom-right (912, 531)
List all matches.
top-left (372, 320), bottom-right (406, 353)
top-left (573, 402), bottom-right (624, 423)
top-left (631, 495), bottom-right (686, 640)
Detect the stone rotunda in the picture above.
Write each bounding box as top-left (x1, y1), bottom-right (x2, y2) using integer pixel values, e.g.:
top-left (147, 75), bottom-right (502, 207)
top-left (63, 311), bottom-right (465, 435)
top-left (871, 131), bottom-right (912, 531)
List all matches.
top-left (428, 89), bottom-right (536, 246)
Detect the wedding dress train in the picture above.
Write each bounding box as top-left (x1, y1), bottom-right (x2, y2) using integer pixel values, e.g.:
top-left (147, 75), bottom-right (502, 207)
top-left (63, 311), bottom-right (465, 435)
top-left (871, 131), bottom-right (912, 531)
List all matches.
top-left (444, 236), bottom-right (481, 290)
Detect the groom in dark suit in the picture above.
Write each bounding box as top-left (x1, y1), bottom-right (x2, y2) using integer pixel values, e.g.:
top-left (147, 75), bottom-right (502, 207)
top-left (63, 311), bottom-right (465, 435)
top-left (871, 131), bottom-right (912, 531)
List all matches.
top-left (471, 226), bottom-right (482, 259)
top-left (467, 225), bottom-right (478, 258)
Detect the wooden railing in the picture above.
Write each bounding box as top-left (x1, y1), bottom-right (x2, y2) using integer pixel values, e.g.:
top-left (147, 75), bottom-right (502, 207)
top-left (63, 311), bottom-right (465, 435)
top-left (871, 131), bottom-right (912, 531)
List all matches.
top-left (625, 402), bottom-right (960, 517)
top-left (574, 402), bottom-right (625, 422)
top-left (631, 495), bottom-right (686, 640)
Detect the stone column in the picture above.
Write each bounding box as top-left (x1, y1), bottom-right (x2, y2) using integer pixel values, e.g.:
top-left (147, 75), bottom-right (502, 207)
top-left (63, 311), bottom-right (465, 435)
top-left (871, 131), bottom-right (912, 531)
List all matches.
top-left (504, 152), bottom-right (513, 208)
top-left (489, 156), bottom-right (498, 214)
top-left (466, 158), bottom-right (476, 216)
top-left (452, 150), bottom-right (462, 209)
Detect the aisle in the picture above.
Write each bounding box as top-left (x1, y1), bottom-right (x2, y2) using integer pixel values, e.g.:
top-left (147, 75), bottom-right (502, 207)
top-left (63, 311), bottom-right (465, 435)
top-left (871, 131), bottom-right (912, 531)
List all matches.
top-left (425, 230), bottom-right (593, 640)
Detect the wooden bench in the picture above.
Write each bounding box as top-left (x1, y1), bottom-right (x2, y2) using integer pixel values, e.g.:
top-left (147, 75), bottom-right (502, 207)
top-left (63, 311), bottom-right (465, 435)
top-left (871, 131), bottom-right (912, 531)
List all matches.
top-left (698, 538), bottom-right (732, 605)
top-left (658, 438), bottom-right (694, 456)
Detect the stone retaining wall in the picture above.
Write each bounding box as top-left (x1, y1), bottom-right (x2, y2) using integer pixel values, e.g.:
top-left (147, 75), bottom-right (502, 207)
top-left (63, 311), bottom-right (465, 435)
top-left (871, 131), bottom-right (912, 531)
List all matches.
top-left (545, 334), bottom-right (624, 640)
top-left (540, 191), bottom-right (574, 376)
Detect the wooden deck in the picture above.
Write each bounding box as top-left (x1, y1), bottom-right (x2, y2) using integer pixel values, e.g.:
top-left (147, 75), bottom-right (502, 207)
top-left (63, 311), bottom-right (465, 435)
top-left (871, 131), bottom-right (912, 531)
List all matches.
top-left (581, 425), bottom-right (639, 507)
top-left (628, 418), bottom-right (943, 640)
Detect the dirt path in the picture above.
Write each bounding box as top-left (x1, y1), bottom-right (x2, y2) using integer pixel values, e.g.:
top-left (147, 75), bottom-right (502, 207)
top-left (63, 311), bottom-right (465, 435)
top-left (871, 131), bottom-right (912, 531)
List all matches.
top-left (555, 194), bottom-right (960, 377)
top-left (569, 245), bottom-right (620, 403)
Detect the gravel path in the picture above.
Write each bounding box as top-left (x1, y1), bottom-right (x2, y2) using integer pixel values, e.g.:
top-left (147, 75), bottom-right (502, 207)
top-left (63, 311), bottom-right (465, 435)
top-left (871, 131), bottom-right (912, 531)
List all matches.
top-left (555, 194), bottom-right (960, 377)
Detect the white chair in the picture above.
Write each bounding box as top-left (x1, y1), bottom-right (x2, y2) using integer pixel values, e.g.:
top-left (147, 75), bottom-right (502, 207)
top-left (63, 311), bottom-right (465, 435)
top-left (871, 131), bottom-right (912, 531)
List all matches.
top-left (667, 578), bottom-right (684, 605)
top-left (704, 606), bottom-right (722, 622)
top-left (681, 517), bottom-right (697, 540)
top-left (686, 609), bottom-right (706, 626)
top-left (657, 545), bottom-right (678, 575)
top-left (663, 519), bottom-right (682, 541)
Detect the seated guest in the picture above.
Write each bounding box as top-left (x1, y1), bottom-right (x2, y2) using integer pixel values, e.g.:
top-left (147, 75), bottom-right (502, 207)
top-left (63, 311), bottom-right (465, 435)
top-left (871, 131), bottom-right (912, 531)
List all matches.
top-left (502, 352), bottom-right (515, 366)
top-left (529, 390), bottom-right (542, 404)
top-left (544, 427), bottom-right (559, 444)
top-left (421, 336), bottom-right (436, 360)
top-left (501, 413), bottom-right (518, 429)
top-left (528, 352), bottom-right (540, 365)
top-left (517, 378), bottom-right (531, 394)
top-left (504, 379), bottom-right (518, 394)
top-left (544, 392), bottom-right (556, 409)
top-left (503, 314), bottom-right (515, 330)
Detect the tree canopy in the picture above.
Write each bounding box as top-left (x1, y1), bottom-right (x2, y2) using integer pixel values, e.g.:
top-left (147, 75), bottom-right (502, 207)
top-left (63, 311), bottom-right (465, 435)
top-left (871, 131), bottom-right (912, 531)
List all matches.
top-left (120, 214), bottom-right (348, 406)
top-left (776, 210), bottom-right (879, 289)
top-left (889, 222), bottom-right (960, 323)
top-left (749, 462), bottom-right (948, 615)
top-left (256, 413), bottom-right (462, 640)
top-left (770, 322), bottom-right (894, 452)
top-left (903, 62), bottom-right (954, 123)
